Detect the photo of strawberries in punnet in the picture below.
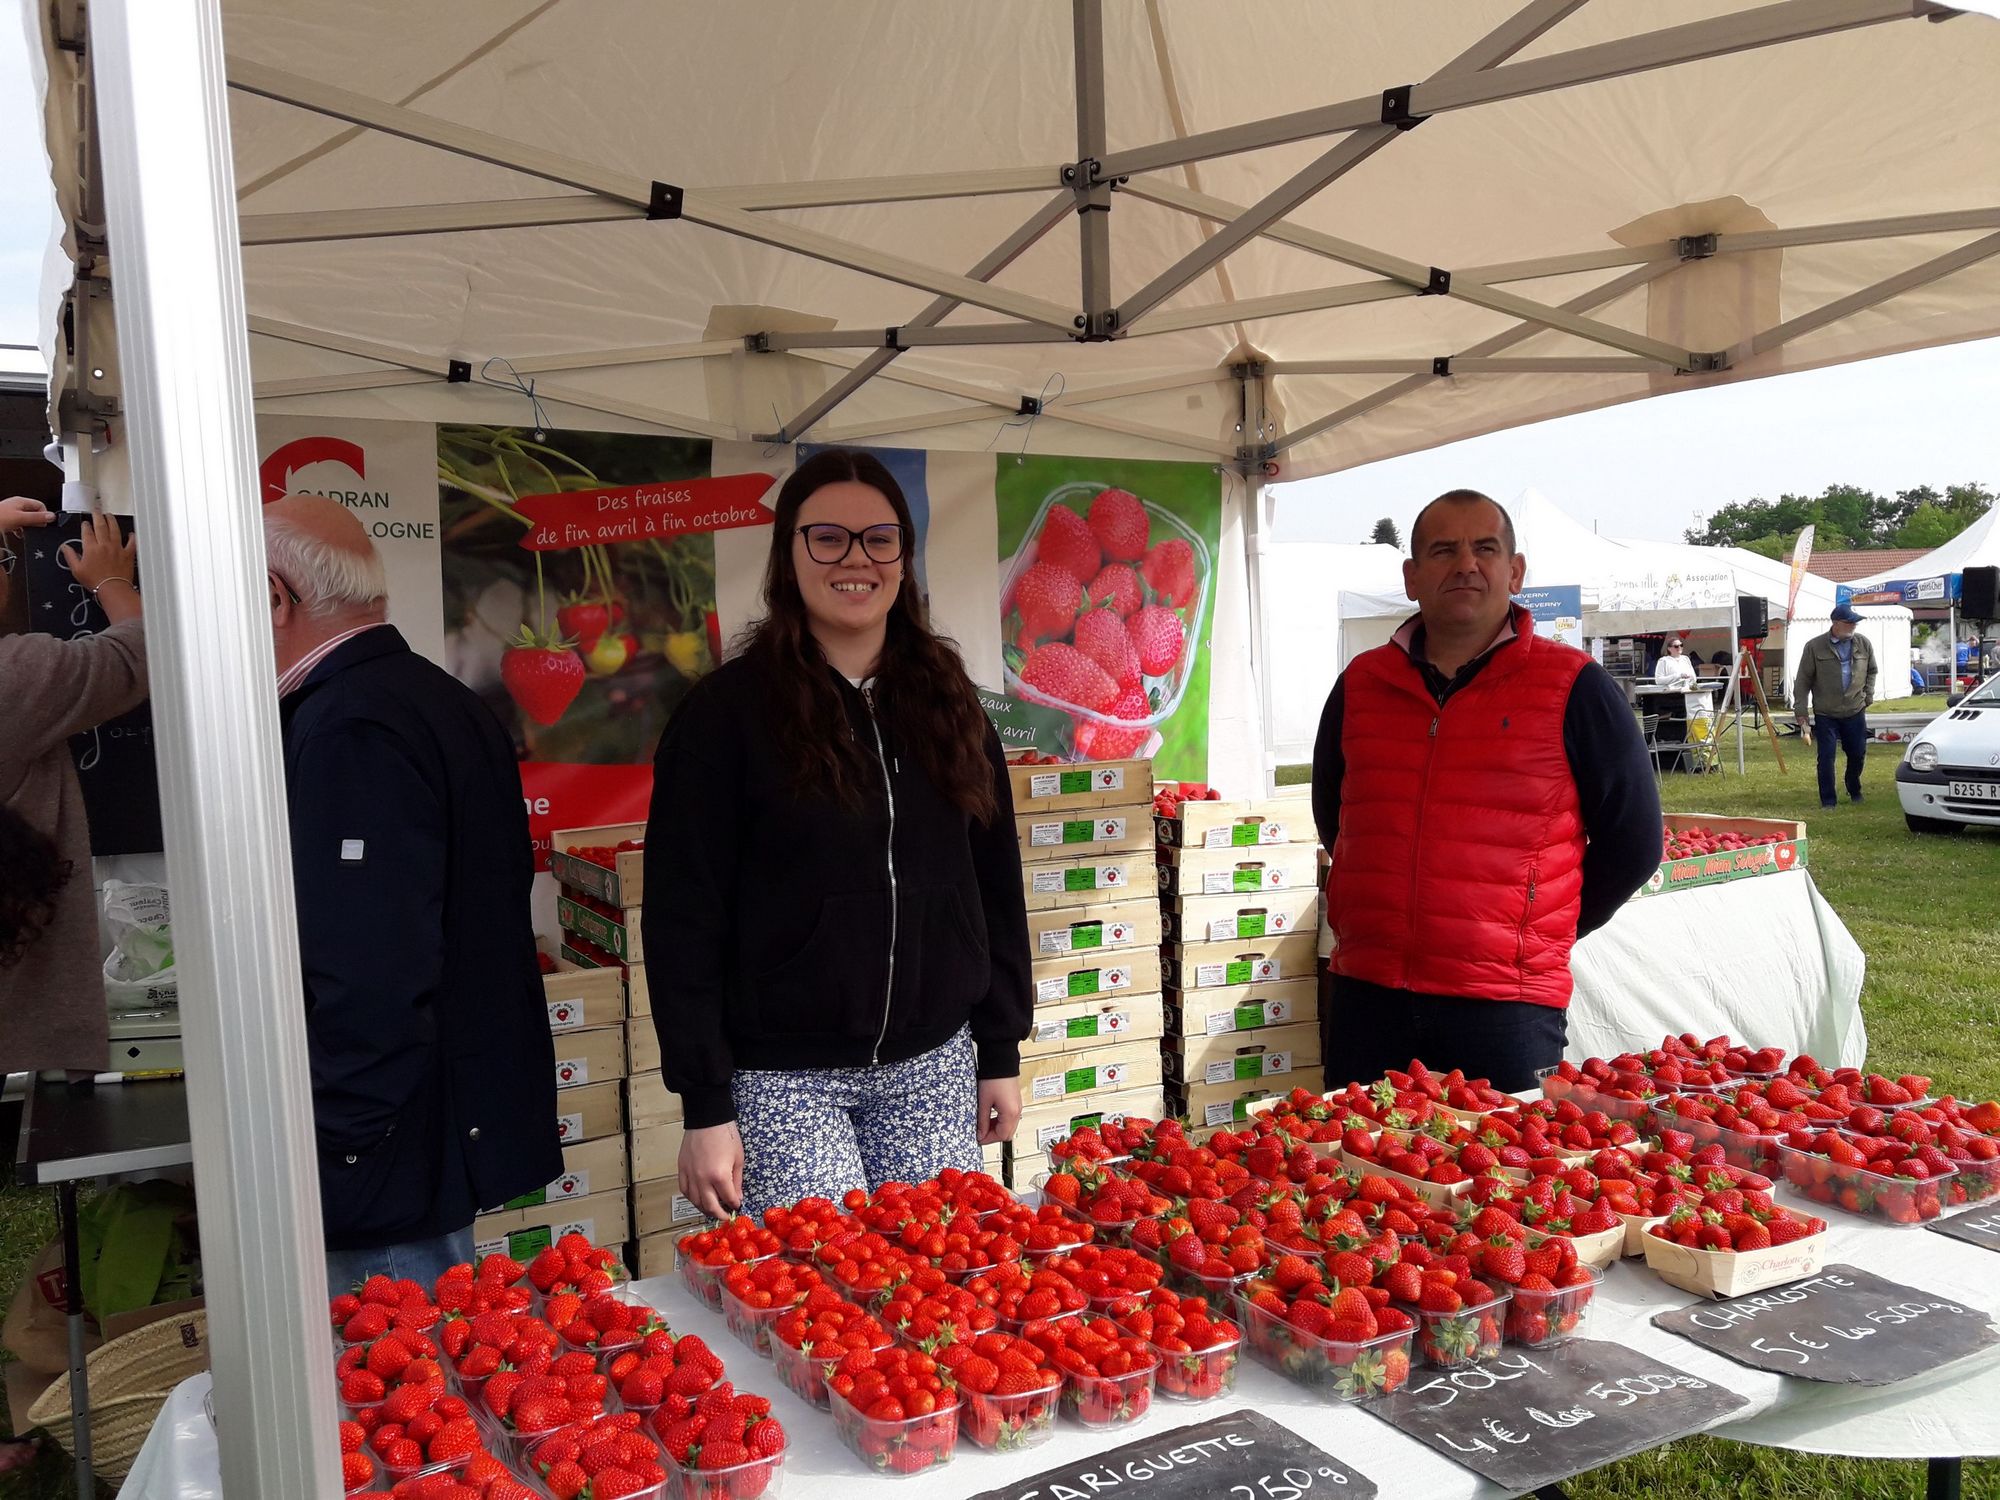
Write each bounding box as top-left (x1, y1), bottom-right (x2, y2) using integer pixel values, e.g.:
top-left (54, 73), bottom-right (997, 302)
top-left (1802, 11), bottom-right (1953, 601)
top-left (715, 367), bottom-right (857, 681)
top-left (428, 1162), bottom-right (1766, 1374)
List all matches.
top-left (1000, 483), bottom-right (1211, 762)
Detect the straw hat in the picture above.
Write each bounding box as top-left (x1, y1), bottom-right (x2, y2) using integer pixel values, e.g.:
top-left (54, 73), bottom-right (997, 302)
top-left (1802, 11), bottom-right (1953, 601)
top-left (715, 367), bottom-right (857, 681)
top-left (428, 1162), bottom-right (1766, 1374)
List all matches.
top-left (26, 1309), bottom-right (208, 1479)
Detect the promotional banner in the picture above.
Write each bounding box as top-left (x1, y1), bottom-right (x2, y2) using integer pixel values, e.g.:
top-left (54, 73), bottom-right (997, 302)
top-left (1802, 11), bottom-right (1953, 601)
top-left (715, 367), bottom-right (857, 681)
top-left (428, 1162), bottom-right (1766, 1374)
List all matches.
top-left (436, 424), bottom-right (765, 866)
top-left (1785, 523), bottom-right (1815, 623)
top-left (1841, 575), bottom-right (1957, 608)
top-left (1516, 584), bottom-right (1583, 647)
top-left (994, 456), bottom-right (1222, 780)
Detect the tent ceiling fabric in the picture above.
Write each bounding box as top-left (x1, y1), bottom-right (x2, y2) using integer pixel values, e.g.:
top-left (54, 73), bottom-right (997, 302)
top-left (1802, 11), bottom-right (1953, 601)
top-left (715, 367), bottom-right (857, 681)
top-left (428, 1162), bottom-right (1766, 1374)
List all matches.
top-left (38, 0), bottom-right (2000, 478)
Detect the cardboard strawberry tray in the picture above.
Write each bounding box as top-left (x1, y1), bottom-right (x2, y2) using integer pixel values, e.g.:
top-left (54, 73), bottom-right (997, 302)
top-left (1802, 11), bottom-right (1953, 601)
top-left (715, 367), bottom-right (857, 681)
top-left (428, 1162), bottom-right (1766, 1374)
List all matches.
top-left (550, 821), bottom-right (645, 908)
top-left (1636, 814), bottom-right (1807, 900)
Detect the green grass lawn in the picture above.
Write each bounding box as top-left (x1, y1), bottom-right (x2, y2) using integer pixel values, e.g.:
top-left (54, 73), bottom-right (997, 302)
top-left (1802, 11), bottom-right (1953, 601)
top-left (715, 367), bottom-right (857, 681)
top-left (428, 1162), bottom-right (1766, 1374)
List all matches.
top-left (3, 738), bottom-right (1996, 1497)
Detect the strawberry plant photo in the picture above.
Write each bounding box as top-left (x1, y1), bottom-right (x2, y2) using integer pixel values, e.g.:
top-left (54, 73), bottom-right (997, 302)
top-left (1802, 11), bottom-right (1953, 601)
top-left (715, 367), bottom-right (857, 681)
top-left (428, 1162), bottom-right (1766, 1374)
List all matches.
top-left (438, 425), bottom-right (719, 762)
top-left (995, 457), bottom-right (1221, 780)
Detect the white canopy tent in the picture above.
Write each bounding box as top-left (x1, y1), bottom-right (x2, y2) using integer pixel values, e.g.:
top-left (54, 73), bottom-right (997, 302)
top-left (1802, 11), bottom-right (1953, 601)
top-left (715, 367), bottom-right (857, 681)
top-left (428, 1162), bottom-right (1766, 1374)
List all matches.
top-left (1847, 501), bottom-right (2000, 600)
top-left (22, 0), bottom-right (2000, 1489)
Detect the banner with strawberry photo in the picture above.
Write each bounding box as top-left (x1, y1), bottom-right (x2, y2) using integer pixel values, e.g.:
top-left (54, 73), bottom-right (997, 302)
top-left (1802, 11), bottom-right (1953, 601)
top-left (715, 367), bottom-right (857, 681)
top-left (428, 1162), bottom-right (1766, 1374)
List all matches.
top-left (995, 456), bottom-right (1222, 780)
top-left (437, 424), bottom-right (772, 866)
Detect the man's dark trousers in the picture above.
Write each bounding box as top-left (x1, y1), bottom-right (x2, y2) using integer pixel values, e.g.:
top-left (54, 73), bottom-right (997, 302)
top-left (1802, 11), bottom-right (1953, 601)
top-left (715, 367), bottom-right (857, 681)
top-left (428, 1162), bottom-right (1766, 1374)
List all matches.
top-left (1813, 711), bottom-right (1868, 806)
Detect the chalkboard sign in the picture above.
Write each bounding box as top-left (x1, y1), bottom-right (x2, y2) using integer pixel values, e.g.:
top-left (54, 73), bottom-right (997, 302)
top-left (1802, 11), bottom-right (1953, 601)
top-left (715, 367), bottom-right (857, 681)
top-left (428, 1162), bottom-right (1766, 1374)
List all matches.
top-left (1651, 1264), bottom-right (2000, 1385)
top-left (1930, 1207), bottom-right (2000, 1254)
top-left (1366, 1339), bottom-right (1745, 1494)
top-left (21, 515), bottom-right (162, 856)
top-left (962, 1409), bottom-right (1376, 1500)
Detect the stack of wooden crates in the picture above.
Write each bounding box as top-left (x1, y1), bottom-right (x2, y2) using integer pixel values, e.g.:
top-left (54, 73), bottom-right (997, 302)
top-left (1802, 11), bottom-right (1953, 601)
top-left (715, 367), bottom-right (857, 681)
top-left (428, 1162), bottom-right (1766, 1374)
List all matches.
top-left (534, 824), bottom-right (699, 1278)
top-left (1006, 759), bottom-right (1168, 1187)
top-left (1156, 791), bottom-right (1323, 1132)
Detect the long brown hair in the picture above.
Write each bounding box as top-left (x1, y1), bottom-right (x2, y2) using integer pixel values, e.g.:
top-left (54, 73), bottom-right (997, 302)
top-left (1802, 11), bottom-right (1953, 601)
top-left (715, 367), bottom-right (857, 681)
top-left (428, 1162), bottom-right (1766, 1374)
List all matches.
top-left (0, 805), bottom-right (71, 969)
top-left (743, 449), bottom-right (999, 825)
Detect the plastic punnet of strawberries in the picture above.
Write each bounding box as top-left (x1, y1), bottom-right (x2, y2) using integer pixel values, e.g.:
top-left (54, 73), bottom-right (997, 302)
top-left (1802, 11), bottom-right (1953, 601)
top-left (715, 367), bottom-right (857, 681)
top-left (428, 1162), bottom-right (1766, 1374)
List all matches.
top-left (825, 1344), bottom-right (960, 1476)
top-left (1111, 1288), bottom-right (1242, 1402)
top-left (1036, 1244), bottom-right (1165, 1311)
top-left (1776, 1128), bottom-right (1960, 1223)
top-left (336, 1327), bottom-right (445, 1414)
top-left (527, 1233), bottom-right (630, 1301)
top-left (982, 1201), bottom-right (1095, 1260)
top-left (677, 1218), bottom-right (784, 1310)
top-left (719, 1258), bottom-right (824, 1356)
top-left (547, 1290), bottom-right (668, 1363)
top-left (960, 1261), bottom-right (1090, 1333)
top-left (347, 1450), bottom-right (537, 1500)
top-left (530, 1412), bottom-right (668, 1500)
top-left (331, 1274), bottom-right (443, 1349)
top-left (605, 1329), bottom-right (722, 1415)
top-left (478, 1352), bottom-right (614, 1453)
top-left (1025, 1313), bottom-right (1158, 1427)
top-left (1236, 1246), bottom-right (1416, 1400)
top-left (772, 1289), bottom-right (894, 1409)
top-left (935, 1329), bottom-right (1063, 1451)
top-left (879, 1279), bottom-right (1001, 1350)
top-left (355, 1383), bottom-right (485, 1480)
top-left (651, 1381), bottom-right (789, 1500)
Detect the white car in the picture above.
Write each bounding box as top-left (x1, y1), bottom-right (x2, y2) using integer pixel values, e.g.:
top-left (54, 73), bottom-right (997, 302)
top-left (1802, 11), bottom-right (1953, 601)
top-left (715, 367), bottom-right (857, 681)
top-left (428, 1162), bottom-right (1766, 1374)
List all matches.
top-left (1896, 675), bottom-right (2000, 833)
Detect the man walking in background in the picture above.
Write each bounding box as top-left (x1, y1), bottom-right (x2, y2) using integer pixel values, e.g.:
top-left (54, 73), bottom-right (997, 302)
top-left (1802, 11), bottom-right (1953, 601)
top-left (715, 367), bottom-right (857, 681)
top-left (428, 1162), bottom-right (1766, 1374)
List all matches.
top-left (1794, 602), bottom-right (1876, 810)
top-left (265, 496), bottom-right (560, 1290)
top-left (1311, 489), bottom-right (1660, 1091)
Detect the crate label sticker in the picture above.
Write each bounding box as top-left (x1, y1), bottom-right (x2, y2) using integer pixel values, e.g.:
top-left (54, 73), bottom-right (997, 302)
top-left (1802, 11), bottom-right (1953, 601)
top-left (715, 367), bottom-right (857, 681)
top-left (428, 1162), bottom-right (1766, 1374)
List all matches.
top-left (1203, 1009), bottom-right (1235, 1036)
top-left (1103, 920), bottom-right (1134, 945)
top-left (1094, 818), bottom-right (1127, 841)
top-left (1093, 864), bottom-right (1128, 890)
top-left (474, 1234), bottom-right (506, 1261)
top-left (1204, 1100), bottom-right (1250, 1128)
top-left (1031, 868), bottom-right (1067, 893)
top-left (1032, 1073), bottom-right (1067, 1101)
top-left (1208, 911), bottom-right (1273, 942)
top-left (1029, 821), bottom-right (1069, 847)
top-left (671, 1194), bottom-right (699, 1224)
top-left (1028, 772), bottom-right (1063, 798)
top-left (1092, 768), bottom-right (1126, 792)
top-left (555, 1110), bottom-right (584, 1143)
top-left (1039, 929), bottom-right (1073, 955)
top-left (1036, 976), bottom-right (1071, 1003)
top-left (1032, 1017), bottom-right (1066, 1043)
top-left (546, 999), bottom-right (588, 1032)
top-left (554, 1057), bottom-right (590, 1088)
top-left (1096, 1010), bottom-right (1130, 1035)
top-left (549, 1170), bottom-right (589, 1201)
top-left (1036, 1122), bottom-right (1075, 1151)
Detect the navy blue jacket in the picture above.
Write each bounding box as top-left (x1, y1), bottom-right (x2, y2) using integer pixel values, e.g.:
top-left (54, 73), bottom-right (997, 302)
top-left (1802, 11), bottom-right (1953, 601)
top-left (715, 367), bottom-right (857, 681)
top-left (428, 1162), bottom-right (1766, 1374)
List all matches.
top-left (280, 627), bottom-right (560, 1250)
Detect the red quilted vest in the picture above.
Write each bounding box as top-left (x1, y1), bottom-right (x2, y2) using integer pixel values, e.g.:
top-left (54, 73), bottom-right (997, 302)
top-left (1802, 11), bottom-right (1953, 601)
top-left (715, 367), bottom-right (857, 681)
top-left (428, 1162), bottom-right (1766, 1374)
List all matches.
top-left (1326, 607), bottom-right (1590, 1008)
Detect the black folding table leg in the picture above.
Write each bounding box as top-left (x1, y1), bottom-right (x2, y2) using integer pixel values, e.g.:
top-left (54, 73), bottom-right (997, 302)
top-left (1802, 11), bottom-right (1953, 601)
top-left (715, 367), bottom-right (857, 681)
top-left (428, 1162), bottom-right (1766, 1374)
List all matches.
top-left (60, 1179), bottom-right (93, 1500)
top-left (1928, 1457), bottom-right (1962, 1500)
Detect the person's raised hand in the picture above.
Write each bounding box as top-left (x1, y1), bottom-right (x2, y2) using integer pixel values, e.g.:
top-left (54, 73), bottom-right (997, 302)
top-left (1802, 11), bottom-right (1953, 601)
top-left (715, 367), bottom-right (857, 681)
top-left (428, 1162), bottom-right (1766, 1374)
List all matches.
top-left (0, 496), bottom-right (56, 534)
top-left (678, 1121), bottom-right (745, 1220)
top-left (61, 512), bottom-right (136, 595)
top-left (976, 1076), bottom-right (1022, 1148)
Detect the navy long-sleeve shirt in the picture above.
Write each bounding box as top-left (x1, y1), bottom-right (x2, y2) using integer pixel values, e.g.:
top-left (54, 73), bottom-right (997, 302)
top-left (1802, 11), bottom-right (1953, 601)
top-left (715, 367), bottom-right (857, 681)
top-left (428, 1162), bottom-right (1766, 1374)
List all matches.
top-left (1311, 636), bottom-right (1660, 940)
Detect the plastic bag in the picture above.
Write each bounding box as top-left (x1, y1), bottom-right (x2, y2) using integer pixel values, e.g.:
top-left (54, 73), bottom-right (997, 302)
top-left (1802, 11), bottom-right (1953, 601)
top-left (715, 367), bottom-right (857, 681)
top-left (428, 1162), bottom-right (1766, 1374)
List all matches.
top-left (101, 879), bottom-right (177, 1011)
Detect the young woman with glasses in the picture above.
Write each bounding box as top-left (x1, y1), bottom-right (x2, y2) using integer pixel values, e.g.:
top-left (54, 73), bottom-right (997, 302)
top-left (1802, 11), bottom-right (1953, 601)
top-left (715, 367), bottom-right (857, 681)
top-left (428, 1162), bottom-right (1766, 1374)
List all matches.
top-left (640, 449), bottom-right (1032, 1219)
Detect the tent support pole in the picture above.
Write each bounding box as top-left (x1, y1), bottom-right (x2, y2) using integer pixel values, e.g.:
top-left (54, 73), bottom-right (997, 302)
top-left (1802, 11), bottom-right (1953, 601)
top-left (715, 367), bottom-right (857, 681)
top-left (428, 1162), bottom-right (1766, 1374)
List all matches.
top-left (754, 192), bottom-right (1073, 443)
top-left (1073, 0), bottom-right (1114, 338)
top-left (1733, 228), bottom-right (2000, 362)
top-left (1096, 0), bottom-right (1935, 179)
top-left (1115, 0), bottom-right (1586, 327)
top-left (90, 2), bottom-right (341, 1494)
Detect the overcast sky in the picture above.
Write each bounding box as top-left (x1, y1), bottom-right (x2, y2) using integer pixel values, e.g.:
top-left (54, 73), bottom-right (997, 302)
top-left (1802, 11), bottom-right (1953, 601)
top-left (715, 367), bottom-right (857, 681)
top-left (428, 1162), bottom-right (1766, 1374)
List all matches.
top-left (3, 20), bottom-right (1994, 542)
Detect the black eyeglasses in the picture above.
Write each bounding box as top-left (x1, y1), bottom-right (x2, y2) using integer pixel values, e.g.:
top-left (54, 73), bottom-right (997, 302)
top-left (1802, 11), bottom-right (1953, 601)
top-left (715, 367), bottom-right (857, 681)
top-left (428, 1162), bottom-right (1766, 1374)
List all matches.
top-left (797, 522), bottom-right (905, 565)
top-left (270, 568), bottom-right (302, 606)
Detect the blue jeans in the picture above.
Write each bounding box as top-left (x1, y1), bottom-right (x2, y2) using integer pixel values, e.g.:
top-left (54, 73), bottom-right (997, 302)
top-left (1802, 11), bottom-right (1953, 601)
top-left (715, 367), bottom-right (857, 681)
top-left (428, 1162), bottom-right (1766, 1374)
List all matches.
top-left (326, 1224), bottom-right (473, 1300)
top-left (1813, 711), bottom-right (1868, 806)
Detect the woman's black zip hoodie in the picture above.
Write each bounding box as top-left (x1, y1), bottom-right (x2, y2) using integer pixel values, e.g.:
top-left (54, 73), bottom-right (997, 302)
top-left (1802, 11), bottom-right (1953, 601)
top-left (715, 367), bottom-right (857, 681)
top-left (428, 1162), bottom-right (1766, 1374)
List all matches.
top-left (640, 652), bottom-right (1033, 1129)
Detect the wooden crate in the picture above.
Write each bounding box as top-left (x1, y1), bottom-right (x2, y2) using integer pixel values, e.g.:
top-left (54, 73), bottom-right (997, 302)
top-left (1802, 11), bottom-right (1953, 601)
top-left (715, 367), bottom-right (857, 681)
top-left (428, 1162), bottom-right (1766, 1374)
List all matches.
top-left (1022, 993), bottom-right (1165, 1062)
top-left (474, 1188), bottom-right (630, 1264)
top-left (632, 1176), bottom-right (704, 1236)
top-left (1156, 842), bottom-right (1322, 896)
top-left (1011, 1086), bottom-right (1168, 1159)
top-left (1159, 930), bottom-right (1319, 990)
top-left (1155, 796), bottom-right (1315, 849)
top-left (496, 1135), bottom-right (630, 1211)
top-left (627, 1018), bottom-right (660, 1077)
top-left (1166, 1021), bottom-right (1322, 1089)
top-left (558, 892), bottom-right (644, 963)
top-left (550, 822), bottom-right (646, 908)
top-left (1021, 852), bottom-right (1158, 912)
top-left (1640, 814), bottom-right (1809, 898)
top-left (542, 962), bottom-right (625, 1033)
top-left (630, 1120), bottom-right (685, 1184)
top-left (553, 1027), bottom-right (626, 1091)
top-left (1160, 887), bottom-right (1318, 944)
top-left (627, 1070), bottom-right (684, 1130)
top-left (1026, 899), bottom-right (1162, 961)
top-left (1015, 808), bottom-right (1154, 860)
top-left (557, 941), bottom-right (649, 1017)
top-left (635, 1230), bottom-right (680, 1279)
top-left (1018, 1040), bottom-right (1163, 1108)
top-left (1007, 759), bottom-right (1152, 813)
top-left (1166, 977), bottom-right (1318, 1038)
top-left (1031, 948), bottom-right (1162, 1007)
top-left (554, 1080), bottom-right (623, 1146)
top-left (1169, 1068), bottom-right (1322, 1131)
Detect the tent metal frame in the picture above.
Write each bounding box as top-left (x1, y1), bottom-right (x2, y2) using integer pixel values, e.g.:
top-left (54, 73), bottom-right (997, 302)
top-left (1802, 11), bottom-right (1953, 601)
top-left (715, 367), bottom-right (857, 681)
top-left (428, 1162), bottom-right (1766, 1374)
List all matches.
top-left (213, 0), bottom-right (1983, 469)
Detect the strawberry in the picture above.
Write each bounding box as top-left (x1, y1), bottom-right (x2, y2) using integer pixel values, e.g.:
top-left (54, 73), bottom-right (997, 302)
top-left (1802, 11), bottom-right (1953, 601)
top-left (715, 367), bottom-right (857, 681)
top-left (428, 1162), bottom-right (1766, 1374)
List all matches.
top-left (1081, 686), bottom-right (1152, 759)
top-left (555, 596), bottom-right (611, 652)
top-left (1087, 489), bottom-right (1150, 562)
top-left (1073, 607), bottom-right (1141, 689)
top-left (1037, 504), bottom-right (1102, 582)
top-left (1012, 561), bottom-right (1084, 648)
top-left (1127, 604), bottom-right (1185, 677)
top-left (1020, 642), bottom-right (1117, 712)
top-left (502, 626), bottom-right (586, 726)
top-left (1085, 563), bottom-right (1143, 617)
top-left (1141, 538), bottom-right (1197, 607)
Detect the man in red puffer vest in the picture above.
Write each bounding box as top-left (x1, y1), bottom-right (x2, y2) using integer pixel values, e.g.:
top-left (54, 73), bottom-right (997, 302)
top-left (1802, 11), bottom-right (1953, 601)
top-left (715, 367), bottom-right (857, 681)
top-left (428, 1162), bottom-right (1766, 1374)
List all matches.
top-left (1311, 490), bottom-right (1660, 1090)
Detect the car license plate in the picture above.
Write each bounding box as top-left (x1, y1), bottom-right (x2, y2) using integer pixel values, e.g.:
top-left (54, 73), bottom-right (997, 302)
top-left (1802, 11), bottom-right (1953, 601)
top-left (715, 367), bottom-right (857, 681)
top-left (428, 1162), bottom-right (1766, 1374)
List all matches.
top-left (1948, 781), bottom-right (2000, 801)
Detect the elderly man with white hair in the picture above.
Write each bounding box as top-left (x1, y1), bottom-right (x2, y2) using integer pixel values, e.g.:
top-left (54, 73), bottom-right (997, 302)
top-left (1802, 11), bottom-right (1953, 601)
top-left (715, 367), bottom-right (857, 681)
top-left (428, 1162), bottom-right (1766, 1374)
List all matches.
top-left (265, 495), bottom-right (560, 1291)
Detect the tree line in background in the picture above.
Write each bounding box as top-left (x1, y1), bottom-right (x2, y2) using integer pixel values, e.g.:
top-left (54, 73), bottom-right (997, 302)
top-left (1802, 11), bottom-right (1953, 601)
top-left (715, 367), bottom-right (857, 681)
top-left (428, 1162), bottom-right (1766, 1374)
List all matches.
top-left (1685, 482), bottom-right (1995, 559)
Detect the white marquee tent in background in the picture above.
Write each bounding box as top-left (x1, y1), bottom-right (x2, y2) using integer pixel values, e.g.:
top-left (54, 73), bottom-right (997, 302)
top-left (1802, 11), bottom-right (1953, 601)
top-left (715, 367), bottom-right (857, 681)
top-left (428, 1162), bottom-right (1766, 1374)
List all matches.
top-left (19, 0), bottom-right (2000, 1489)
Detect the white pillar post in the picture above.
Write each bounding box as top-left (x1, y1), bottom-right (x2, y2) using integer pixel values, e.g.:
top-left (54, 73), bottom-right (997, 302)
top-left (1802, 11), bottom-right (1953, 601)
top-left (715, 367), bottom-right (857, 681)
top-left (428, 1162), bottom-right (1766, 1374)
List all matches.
top-left (88, 1), bottom-right (341, 1494)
